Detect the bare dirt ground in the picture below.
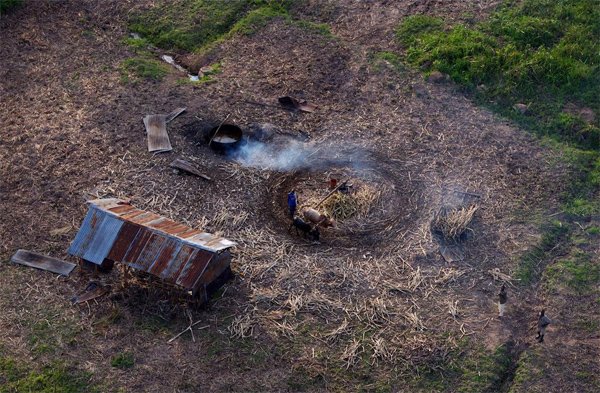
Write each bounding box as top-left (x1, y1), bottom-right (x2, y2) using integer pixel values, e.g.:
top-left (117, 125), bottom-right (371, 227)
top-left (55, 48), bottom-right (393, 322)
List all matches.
top-left (1, 1), bottom-right (598, 392)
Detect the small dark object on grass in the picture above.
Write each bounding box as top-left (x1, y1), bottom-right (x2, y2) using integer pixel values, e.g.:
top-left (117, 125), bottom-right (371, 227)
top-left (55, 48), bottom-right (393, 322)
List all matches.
top-left (71, 282), bottom-right (108, 304)
top-left (170, 158), bottom-right (211, 181)
top-left (278, 96), bottom-right (317, 113)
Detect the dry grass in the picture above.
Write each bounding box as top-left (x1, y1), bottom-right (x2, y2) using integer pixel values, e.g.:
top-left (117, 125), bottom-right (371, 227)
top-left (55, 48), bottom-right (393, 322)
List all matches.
top-left (432, 204), bottom-right (478, 240)
top-left (320, 184), bottom-right (381, 220)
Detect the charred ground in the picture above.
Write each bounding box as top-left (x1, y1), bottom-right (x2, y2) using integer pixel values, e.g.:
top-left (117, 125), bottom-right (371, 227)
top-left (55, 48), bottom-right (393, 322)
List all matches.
top-left (0, 1), bottom-right (598, 392)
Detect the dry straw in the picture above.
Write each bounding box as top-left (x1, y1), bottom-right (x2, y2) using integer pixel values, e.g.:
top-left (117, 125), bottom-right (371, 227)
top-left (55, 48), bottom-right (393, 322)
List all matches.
top-left (432, 204), bottom-right (478, 240)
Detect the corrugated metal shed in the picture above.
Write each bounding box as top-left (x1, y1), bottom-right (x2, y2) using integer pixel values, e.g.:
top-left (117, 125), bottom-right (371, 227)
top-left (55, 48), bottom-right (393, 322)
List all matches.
top-left (68, 199), bottom-right (236, 297)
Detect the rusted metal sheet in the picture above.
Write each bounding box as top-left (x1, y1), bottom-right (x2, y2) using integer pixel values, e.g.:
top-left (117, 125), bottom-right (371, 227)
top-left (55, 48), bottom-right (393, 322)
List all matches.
top-left (68, 199), bottom-right (235, 294)
top-left (67, 208), bottom-right (124, 264)
top-left (11, 249), bottom-right (76, 276)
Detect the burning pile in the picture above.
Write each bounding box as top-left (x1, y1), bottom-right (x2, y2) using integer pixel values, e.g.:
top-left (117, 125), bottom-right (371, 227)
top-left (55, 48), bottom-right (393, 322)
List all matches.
top-left (431, 204), bottom-right (478, 241)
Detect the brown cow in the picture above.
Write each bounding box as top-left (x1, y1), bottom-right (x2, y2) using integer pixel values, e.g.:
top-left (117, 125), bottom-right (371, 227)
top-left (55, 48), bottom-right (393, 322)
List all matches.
top-left (303, 208), bottom-right (336, 228)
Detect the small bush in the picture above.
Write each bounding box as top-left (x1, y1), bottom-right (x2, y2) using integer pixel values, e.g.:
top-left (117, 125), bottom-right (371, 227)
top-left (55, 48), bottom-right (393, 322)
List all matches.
top-left (121, 58), bottom-right (169, 81)
top-left (111, 352), bottom-right (135, 369)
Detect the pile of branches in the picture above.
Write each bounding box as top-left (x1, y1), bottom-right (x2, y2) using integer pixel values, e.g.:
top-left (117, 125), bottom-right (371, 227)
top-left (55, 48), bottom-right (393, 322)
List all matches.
top-left (431, 204), bottom-right (478, 241)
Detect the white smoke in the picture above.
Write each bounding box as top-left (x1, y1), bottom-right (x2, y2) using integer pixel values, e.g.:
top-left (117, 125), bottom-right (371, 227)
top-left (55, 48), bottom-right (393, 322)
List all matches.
top-left (230, 138), bottom-right (369, 172)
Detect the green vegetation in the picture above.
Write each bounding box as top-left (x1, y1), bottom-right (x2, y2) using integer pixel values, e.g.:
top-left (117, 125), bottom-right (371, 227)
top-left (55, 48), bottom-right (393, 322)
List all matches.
top-left (26, 311), bottom-right (80, 356)
top-left (544, 250), bottom-right (600, 294)
top-left (111, 352), bottom-right (135, 369)
top-left (120, 57), bottom-right (170, 82)
top-left (0, 0), bottom-right (22, 14)
top-left (414, 342), bottom-right (513, 392)
top-left (372, 51), bottom-right (406, 73)
top-left (396, 0), bottom-right (599, 150)
top-left (129, 0), bottom-right (292, 52)
top-left (514, 220), bottom-right (570, 285)
top-left (0, 356), bottom-right (94, 393)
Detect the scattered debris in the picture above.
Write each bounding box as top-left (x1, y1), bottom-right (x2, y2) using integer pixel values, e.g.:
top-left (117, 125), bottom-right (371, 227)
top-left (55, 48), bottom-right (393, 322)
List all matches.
top-left (144, 114), bottom-right (171, 153)
top-left (488, 268), bottom-right (516, 286)
top-left (49, 225), bottom-right (72, 236)
top-left (278, 96), bottom-right (317, 113)
top-left (161, 54), bottom-right (187, 73)
top-left (165, 107), bottom-right (186, 123)
top-left (440, 245), bottom-right (464, 263)
top-left (170, 158), bottom-right (212, 181)
top-left (68, 199), bottom-right (236, 303)
top-left (513, 103), bottom-right (529, 114)
top-left (11, 249), bottom-right (76, 276)
top-left (71, 282), bottom-right (108, 304)
top-left (427, 71), bottom-right (449, 83)
top-left (168, 310), bottom-right (209, 343)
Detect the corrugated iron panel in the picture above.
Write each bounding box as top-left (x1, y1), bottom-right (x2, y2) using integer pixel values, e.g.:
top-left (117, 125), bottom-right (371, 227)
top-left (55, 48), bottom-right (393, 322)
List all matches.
top-left (82, 211), bottom-right (124, 264)
top-left (123, 228), bottom-right (153, 264)
top-left (68, 208), bottom-right (100, 258)
top-left (148, 238), bottom-right (182, 277)
top-left (107, 222), bottom-right (140, 262)
top-left (176, 249), bottom-right (214, 289)
top-left (69, 199), bottom-right (235, 292)
top-left (158, 245), bottom-right (196, 280)
top-left (133, 233), bottom-right (168, 271)
top-left (86, 198), bottom-right (237, 253)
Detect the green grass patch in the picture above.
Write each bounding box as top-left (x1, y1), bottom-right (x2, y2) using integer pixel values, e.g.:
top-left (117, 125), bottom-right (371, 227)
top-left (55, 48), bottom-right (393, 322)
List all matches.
top-left (586, 226), bottom-right (600, 235)
top-left (514, 220), bottom-right (570, 286)
top-left (120, 57), bottom-right (170, 81)
top-left (0, 356), bottom-right (94, 393)
top-left (396, 0), bottom-right (600, 150)
top-left (111, 352), bottom-right (135, 369)
top-left (413, 342), bottom-right (513, 392)
top-left (129, 0), bottom-right (292, 53)
top-left (26, 312), bottom-right (80, 356)
top-left (0, 0), bottom-right (22, 14)
top-left (292, 19), bottom-right (333, 37)
top-left (372, 51), bottom-right (407, 73)
top-left (544, 250), bottom-right (600, 294)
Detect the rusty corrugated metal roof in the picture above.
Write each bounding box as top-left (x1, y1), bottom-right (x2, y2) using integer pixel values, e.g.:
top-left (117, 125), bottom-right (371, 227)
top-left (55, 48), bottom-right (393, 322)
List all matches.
top-left (67, 199), bottom-right (235, 292)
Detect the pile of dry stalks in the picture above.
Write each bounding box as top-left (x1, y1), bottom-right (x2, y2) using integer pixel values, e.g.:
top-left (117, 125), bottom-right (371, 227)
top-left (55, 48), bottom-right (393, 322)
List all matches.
top-left (432, 204), bottom-right (478, 240)
top-left (320, 185), bottom-right (380, 221)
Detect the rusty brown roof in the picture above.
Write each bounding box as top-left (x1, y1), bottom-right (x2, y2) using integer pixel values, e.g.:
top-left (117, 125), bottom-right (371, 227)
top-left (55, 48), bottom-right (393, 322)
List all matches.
top-left (68, 199), bottom-right (235, 292)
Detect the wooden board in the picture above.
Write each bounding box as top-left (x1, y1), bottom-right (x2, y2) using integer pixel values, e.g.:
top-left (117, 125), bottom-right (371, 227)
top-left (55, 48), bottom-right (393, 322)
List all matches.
top-left (11, 249), bottom-right (76, 276)
top-left (165, 107), bottom-right (186, 123)
top-left (144, 114), bottom-right (171, 153)
top-left (170, 158), bottom-right (212, 181)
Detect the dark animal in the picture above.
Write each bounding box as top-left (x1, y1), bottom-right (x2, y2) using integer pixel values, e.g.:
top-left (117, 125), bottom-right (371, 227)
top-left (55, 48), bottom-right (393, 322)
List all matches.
top-left (289, 217), bottom-right (320, 241)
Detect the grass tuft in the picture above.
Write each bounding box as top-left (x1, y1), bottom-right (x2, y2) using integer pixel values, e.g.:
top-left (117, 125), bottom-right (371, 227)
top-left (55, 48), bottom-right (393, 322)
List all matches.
top-left (111, 352), bottom-right (135, 369)
top-left (121, 57), bottom-right (170, 81)
top-left (0, 357), bottom-right (94, 393)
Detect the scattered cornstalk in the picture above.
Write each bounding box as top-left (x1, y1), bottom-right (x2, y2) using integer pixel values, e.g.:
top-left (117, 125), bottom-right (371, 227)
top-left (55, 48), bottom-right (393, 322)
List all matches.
top-left (432, 204), bottom-right (478, 240)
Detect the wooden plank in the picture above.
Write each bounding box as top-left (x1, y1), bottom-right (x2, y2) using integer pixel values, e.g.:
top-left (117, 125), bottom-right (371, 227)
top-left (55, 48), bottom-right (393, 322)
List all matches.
top-left (11, 249), bottom-right (76, 276)
top-left (170, 158), bottom-right (212, 181)
top-left (165, 107), bottom-right (186, 123)
top-left (144, 114), bottom-right (171, 153)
